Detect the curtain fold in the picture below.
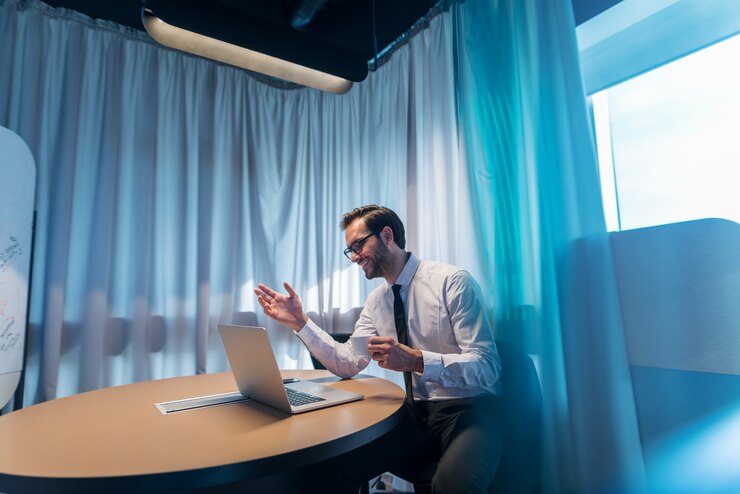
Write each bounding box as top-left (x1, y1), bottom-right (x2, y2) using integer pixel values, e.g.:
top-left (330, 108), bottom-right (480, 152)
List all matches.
top-left (1, 0), bottom-right (648, 490)
top-left (453, 0), bottom-right (647, 491)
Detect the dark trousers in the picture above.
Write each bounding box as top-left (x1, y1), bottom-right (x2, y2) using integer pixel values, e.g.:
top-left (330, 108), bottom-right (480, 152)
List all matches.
top-left (311, 393), bottom-right (505, 494)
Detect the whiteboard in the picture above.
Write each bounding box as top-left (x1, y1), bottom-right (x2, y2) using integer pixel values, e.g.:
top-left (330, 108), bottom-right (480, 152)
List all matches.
top-left (0, 126), bottom-right (36, 409)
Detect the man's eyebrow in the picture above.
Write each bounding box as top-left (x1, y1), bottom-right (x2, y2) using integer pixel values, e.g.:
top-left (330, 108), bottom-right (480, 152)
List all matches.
top-left (348, 232), bottom-right (370, 245)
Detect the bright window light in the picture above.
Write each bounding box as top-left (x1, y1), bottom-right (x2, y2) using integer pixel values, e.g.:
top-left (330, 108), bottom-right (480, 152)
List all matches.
top-left (593, 33), bottom-right (740, 231)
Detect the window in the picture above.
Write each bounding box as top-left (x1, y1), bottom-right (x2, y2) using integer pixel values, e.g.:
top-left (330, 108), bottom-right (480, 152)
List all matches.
top-left (590, 31), bottom-right (740, 232)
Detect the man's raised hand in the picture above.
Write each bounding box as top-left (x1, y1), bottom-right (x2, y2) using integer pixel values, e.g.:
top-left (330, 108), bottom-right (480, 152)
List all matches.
top-left (254, 282), bottom-right (308, 331)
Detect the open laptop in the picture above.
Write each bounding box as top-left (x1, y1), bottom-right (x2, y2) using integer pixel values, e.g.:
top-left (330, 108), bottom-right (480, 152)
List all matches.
top-left (217, 324), bottom-right (364, 414)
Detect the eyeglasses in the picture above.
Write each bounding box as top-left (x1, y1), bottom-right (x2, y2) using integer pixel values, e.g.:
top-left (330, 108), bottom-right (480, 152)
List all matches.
top-left (343, 229), bottom-right (381, 260)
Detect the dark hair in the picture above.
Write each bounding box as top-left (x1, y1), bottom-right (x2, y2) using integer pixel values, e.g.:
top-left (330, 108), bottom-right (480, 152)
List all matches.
top-left (341, 204), bottom-right (406, 249)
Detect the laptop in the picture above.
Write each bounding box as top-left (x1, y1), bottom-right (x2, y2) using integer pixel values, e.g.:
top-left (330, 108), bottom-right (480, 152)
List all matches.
top-left (217, 324), bottom-right (364, 414)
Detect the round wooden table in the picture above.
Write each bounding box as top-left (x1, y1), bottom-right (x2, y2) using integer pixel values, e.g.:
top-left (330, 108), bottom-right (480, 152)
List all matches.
top-left (0, 370), bottom-right (405, 493)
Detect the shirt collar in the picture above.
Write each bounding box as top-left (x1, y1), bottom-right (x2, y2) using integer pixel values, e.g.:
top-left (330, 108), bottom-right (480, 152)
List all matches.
top-left (391, 252), bottom-right (419, 287)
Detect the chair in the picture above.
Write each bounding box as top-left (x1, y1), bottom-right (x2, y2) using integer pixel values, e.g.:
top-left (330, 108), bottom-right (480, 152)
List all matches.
top-left (410, 339), bottom-right (543, 493)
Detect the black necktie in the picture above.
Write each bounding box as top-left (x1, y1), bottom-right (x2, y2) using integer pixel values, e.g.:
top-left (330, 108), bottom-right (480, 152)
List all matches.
top-left (392, 284), bottom-right (414, 404)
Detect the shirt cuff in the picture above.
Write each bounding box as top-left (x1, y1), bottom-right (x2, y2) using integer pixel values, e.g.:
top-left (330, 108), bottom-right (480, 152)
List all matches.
top-left (295, 318), bottom-right (322, 345)
top-left (420, 350), bottom-right (442, 380)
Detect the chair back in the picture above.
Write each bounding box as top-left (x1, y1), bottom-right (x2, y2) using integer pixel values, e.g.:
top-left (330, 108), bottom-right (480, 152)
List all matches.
top-left (489, 339), bottom-right (543, 493)
top-left (407, 339), bottom-right (543, 493)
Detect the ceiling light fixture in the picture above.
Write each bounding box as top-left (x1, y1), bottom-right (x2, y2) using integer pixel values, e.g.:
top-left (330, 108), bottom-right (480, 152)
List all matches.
top-left (141, 7), bottom-right (354, 94)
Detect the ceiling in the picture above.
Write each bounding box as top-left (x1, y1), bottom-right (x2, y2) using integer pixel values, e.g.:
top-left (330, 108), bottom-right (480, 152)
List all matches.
top-left (44, 0), bottom-right (440, 60)
top-left (42, 0), bottom-right (622, 82)
top-left (44, 0), bottom-right (442, 82)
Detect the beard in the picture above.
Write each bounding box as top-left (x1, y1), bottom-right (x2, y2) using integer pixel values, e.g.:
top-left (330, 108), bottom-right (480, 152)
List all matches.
top-left (361, 241), bottom-right (394, 280)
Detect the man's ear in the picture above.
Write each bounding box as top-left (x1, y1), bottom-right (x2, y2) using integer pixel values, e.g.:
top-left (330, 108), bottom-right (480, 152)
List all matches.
top-left (382, 226), bottom-right (394, 244)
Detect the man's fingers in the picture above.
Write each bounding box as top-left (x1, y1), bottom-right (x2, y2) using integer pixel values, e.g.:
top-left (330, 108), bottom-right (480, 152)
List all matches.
top-left (255, 282), bottom-right (299, 302)
top-left (369, 336), bottom-right (396, 345)
top-left (257, 283), bottom-right (277, 298)
top-left (254, 292), bottom-right (270, 307)
top-left (368, 341), bottom-right (394, 354)
top-left (283, 282), bottom-right (298, 299)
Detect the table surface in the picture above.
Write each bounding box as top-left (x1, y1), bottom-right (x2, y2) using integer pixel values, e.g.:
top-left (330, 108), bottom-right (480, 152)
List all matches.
top-left (0, 370), bottom-right (405, 492)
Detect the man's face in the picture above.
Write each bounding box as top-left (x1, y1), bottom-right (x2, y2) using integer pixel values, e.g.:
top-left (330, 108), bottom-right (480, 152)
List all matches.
top-left (344, 220), bottom-right (393, 280)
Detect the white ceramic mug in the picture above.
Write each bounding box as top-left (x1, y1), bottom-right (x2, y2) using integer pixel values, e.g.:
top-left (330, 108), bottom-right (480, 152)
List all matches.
top-left (349, 334), bottom-right (372, 357)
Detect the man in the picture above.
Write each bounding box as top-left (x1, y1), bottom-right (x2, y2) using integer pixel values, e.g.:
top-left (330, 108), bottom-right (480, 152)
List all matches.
top-left (255, 205), bottom-right (503, 493)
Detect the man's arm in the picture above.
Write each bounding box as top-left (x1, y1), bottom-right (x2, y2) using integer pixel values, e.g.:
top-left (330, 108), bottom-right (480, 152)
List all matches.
top-left (295, 318), bottom-right (372, 378)
top-left (254, 282), bottom-right (371, 378)
top-left (421, 271), bottom-right (501, 389)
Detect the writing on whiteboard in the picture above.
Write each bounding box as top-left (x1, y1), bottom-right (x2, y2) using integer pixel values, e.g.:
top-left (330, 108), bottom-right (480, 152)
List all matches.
top-left (0, 237), bottom-right (22, 273)
top-left (0, 282), bottom-right (23, 372)
top-left (0, 316), bottom-right (18, 353)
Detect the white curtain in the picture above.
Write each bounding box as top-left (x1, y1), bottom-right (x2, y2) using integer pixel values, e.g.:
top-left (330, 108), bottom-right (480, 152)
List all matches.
top-left (0, 0), bottom-right (465, 403)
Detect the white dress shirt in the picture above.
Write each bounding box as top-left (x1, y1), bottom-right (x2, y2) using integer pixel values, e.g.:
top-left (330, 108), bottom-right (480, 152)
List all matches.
top-left (296, 253), bottom-right (501, 400)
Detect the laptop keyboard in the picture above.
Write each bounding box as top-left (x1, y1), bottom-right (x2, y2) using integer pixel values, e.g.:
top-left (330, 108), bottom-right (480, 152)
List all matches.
top-left (285, 387), bottom-right (326, 406)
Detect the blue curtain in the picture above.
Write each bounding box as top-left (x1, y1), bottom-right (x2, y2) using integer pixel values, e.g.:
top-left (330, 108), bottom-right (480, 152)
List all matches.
top-left (453, 0), bottom-right (646, 491)
top-left (455, 0), bottom-right (645, 492)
